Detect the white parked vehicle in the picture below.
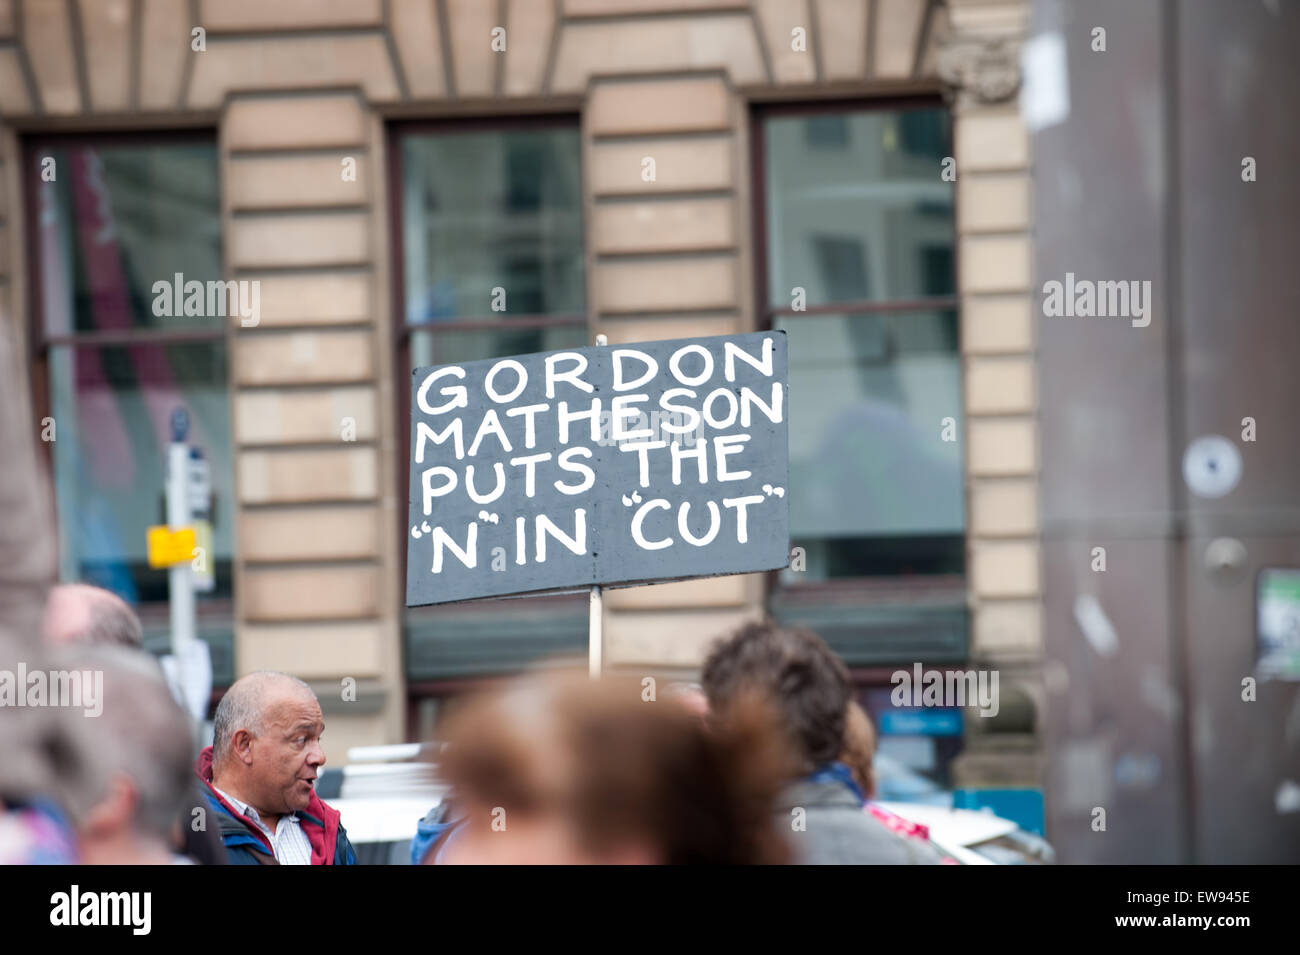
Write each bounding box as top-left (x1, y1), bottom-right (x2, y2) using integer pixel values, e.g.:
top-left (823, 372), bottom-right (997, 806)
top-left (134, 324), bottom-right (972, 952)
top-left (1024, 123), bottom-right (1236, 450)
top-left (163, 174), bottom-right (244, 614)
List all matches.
top-left (877, 801), bottom-right (1055, 865)
top-left (319, 744), bottom-right (447, 865)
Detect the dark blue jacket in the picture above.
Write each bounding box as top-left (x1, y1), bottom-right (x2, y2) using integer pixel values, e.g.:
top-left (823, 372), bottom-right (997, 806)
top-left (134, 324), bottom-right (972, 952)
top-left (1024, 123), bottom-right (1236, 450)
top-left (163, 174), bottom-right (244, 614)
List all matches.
top-left (410, 800), bottom-right (466, 865)
top-left (195, 746), bottom-right (357, 866)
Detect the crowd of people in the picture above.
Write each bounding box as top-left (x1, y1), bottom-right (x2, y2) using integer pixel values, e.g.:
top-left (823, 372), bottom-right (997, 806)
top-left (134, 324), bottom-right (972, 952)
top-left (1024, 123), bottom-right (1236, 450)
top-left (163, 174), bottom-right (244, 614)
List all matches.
top-left (1, 580), bottom-right (949, 865)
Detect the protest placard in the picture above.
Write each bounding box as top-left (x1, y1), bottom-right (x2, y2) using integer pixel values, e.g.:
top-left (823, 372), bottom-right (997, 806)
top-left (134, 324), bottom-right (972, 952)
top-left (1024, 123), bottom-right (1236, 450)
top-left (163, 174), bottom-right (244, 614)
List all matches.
top-left (406, 331), bottom-right (789, 606)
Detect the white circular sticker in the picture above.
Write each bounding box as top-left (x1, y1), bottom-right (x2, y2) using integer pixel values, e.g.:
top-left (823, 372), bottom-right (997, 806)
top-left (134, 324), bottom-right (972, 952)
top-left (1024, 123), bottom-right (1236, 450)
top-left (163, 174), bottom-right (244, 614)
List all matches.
top-left (1182, 435), bottom-right (1242, 499)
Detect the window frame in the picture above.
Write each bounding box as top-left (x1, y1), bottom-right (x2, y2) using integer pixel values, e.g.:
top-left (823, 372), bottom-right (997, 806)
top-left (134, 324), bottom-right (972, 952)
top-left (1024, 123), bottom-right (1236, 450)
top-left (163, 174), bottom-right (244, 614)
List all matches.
top-left (386, 114), bottom-right (590, 706)
top-left (749, 96), bottom-right (965, 602)
top-left (22, 128), bottom-right (235, 631)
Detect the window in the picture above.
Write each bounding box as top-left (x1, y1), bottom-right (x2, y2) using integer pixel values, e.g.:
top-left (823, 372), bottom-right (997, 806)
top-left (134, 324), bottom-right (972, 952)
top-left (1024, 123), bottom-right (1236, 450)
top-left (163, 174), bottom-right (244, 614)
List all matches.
top-left (757, 104), bottom-right (963, 585)
top-left (755, 102), bottom-right (967, 668)
top-left (27, 135), bottom-right (233, 618)
top-left (392, 118), bottom-right (588, 690)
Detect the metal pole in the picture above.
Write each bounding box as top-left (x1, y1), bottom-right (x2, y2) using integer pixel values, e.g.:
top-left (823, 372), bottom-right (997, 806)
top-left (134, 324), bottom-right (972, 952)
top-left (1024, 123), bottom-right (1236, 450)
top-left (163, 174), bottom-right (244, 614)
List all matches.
top-left (167, 412), bottom-right (195, 656)
top-left (589, 584), bottom-right (603, 679)
top-left (589, 333), bottom-right (608, 679)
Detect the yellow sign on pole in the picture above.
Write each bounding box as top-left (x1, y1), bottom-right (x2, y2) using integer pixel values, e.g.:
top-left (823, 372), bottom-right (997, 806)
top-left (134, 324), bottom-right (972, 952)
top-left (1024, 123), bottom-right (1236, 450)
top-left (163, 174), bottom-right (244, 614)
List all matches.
top-left (191, 519), bottom-right (214, 592)
top-left (147, 525), bottom-right (196, 569)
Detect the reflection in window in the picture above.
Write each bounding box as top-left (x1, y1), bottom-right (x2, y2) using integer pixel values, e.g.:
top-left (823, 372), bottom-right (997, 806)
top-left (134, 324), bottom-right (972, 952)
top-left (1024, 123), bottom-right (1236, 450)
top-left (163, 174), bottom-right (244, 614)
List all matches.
top-left (47, 343), bottom-right (230, 602)
top-left (395, 121), bottom-right (588, 680)
top-left (401, 127), bottom-right (584, 326)
top-left (804, 114), bottom-right (850, 149)
top-left (776, 311), bottom-right (963, 579)
top-left (811, 235), bottom-right (869, 302)
top-left (762, 106), bottom-right (961, 582)
top-left (34, 140), bottom-right (231, 604)
top-left (40, 145), bottom-right (222, 335)
top-left (765, 110), bottom-right (955, 309)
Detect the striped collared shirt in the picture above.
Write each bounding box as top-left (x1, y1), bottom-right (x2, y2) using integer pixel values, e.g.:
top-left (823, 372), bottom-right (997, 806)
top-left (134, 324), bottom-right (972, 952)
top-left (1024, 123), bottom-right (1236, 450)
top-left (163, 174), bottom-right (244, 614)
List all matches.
top-left (213, 785), bottom-right (313, 865)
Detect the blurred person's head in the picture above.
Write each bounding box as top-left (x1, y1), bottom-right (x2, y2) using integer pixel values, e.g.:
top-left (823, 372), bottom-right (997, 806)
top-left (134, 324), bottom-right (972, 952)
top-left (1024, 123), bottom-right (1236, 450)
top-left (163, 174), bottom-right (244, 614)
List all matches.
top-left (701, 621), bottom-right (851, 775)
top-left (65, 646), bottom-right (194, 864)
top-left (436, 670), bottom-right (792, 865)
top-left (0, 637), bottom-right (100, 833)
top-left (43, 583), bottom-right (143, 649)
top-left (665, 680), bottom-right (709, 719)
top-left (840, 700), bottom-right (877, 799)
top-left (210, 671), bottom-right (325, 822)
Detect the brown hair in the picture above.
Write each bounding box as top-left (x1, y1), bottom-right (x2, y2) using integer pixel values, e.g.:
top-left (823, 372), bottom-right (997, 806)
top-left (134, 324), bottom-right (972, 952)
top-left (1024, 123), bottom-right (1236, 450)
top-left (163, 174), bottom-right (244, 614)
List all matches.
top-left (701, 621), bottom-right (851, 773)
top-left (840, 700), bottom-right (877, 799)
top-left (437, 670), bottom-right (793, 864)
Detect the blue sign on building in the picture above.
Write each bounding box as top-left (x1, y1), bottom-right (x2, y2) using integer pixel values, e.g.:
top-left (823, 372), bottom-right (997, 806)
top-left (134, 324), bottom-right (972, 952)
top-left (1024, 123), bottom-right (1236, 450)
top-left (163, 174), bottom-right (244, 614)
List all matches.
top-left (877, 707), bottom-right (963, 736)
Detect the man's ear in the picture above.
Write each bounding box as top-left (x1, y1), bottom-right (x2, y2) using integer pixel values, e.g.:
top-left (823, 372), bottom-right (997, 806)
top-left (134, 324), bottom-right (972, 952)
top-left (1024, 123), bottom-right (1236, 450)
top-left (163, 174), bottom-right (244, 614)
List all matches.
top-left (232, 728), bottom-right (256, 766)
top-left (80, 774), bottom-right (137, 837)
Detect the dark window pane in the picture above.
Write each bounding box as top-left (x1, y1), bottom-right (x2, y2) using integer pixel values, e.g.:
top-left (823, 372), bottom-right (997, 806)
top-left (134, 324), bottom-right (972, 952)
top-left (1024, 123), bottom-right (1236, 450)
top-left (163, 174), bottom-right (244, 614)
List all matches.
top-left (898, 109), bottom-right (947, 158)
top-left (401, 128), bottom-right (585, 323)
top-left (920, 245), bottom-right (955, 297)
top-left (405, 598), bottom-right (588, 684)
top-left (775, 310), bottom-right (964, 580)
top-left (36, 144), bottom-right (222, 335)
top-left (48, 342), bottom-right (233, 604)
top-left (764, 108), bottom-right (954, 309)
top-left (792, 536), bottom-right (965, 579)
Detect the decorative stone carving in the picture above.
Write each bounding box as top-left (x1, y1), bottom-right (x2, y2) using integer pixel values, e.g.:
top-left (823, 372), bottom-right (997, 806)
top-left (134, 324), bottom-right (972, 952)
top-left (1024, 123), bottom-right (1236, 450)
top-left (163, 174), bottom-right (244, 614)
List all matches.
top-left (936, 37), bottom-right (1022, 105)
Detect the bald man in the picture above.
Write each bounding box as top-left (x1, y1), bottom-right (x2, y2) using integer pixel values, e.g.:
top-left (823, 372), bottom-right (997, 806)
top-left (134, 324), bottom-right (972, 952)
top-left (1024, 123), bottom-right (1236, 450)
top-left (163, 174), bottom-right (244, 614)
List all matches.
top-left (196, 671), bottom-right (355, 865)
top-left (44, 583), bottom-right (144, 649)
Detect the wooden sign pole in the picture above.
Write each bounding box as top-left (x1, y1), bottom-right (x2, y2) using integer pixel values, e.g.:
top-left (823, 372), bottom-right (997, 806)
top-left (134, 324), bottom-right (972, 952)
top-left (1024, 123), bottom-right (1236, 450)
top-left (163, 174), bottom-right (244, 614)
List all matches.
top-left (589, 333), bottom-right (608, 679)
top-left (589, 584), bottom-right (603, 680)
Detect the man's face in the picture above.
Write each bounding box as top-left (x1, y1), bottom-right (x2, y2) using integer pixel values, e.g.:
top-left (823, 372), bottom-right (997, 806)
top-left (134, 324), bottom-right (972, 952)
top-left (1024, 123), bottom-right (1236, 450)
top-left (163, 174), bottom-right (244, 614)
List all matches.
top-left (249, 688), bottom-right (326, 815)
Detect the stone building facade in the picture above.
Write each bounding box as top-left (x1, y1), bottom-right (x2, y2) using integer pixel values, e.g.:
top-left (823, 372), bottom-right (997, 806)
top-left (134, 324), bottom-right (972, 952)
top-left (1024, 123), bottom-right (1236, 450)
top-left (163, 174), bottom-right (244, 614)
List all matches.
top-left (0, 0), bottom-right (1041, 787)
